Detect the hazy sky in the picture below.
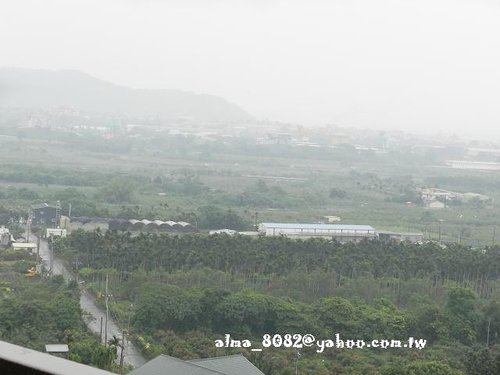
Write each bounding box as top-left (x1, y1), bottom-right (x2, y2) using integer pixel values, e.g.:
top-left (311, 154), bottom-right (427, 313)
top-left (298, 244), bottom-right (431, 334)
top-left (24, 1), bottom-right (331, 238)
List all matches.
top-left (1, 0), bottom-right (500, 137)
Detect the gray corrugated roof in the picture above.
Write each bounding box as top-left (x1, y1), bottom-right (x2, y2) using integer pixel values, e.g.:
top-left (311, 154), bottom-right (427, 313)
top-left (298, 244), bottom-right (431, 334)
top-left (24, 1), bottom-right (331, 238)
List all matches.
top-left (260, 223), bottom-right (374, 231)
top-left (129, 354), bottom-right (265, 375)
top-left (31, 202), bottom-right (50, 210)
top-left (189, 354), bottom-right (265, 375)
top-left (377, 231), bottom-right (423, 236)
top-left (0, 339), bottom-right (114, 375)
top-left (128, 355), bottom-right (229, 375)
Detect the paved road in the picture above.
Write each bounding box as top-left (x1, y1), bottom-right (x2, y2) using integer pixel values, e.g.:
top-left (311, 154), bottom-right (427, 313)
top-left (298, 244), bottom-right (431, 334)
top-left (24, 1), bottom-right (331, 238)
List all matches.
top-left (35, 235), bottom-right (146, 369)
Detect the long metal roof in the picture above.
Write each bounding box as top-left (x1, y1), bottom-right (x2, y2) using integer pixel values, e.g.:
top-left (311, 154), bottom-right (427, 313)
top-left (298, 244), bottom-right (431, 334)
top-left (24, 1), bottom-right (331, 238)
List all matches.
top-left (259, 223), bottom-right (375, 231)
top-left (188, 354), bottom-right (265, 375)
top-left (130, 354), bottom-right (264, 375)
top-left (31, 203), bottom-right (52, 210)
top-left (0, 339), bottom-right (114, 375)
top-left (129, 355), bottom-right (228, 375)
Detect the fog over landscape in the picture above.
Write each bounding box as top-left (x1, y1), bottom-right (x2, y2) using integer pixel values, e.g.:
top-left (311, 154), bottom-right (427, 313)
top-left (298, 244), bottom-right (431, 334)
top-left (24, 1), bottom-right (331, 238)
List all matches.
top-left (2, 0), bottom-right (500, 139)
top-left (5, 2), bottom-right (500, 374)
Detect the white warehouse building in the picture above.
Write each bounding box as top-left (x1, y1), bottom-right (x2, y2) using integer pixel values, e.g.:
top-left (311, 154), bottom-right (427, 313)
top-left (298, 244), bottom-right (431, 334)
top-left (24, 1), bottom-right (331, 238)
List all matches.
top-left (258, 223), bottom-right (376, 242)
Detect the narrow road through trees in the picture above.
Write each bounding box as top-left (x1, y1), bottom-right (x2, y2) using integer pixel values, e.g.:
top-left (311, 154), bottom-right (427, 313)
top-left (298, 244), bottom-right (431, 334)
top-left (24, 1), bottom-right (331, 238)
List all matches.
top-left (34, 234), bottom-right (146, 369)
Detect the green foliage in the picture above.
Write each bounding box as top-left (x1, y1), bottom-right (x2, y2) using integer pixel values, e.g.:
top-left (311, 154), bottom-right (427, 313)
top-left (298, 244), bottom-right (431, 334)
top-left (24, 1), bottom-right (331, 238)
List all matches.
top-left (54, 231), bottom-right (500, 374)
top-left (446, 288), bottom-right (479, 344)
top-left (55, 231), bottom-right (500, 286)
top-left (480, 301), bottom-right (500, 346)
top-left (329, 187), bottom-right (347, 199)
top-left (315, 296), bottom-right (357, 334)
top-left (163, 175), bottom-right (209, 196)
top-left (356, 298), bottom-right (408, 339)
top-left (0, 278), bottom-right (83, 349)
top-left (97, 177), bottom-right (135, 203)
top-left (0, 249), bottom-right (115, 371)
top-left (464, 346), bottom-right (500, 375)
top-left (407, 303), bottom-right (449, 343)
top-left (69, 340), bottom-right (117, 370)
top-left (381, 361), bottom-right (462, 375)
top-left (12, 259), bottom-right (37, 273)
top-left (213, 290), bottom-right (310, 335)
top-left (197, 205), bottom-right (249, 230)
top-left (133, 284), bottom-right (202, 333)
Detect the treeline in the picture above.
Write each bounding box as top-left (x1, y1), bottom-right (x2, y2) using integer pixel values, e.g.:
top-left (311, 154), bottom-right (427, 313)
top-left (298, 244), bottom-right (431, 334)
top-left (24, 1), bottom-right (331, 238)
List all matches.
top-left (0, 275), bottom-right (117, 370)
top-left (0, 276), bottom-right (81, 347)
top-left (125, 283), bottom-right (500, 375)
top-left (56, 230), bottom-right (500, 374)
top-left (132, 283), bottom-right (476, 375)
top-left (0, 164), bottom-right (145, 187)
top-left (130, 284), bottom-right (480, 345)
top-left (56, 231), bottom-right (500, 296)
top-left (0, 242), bottom-right (123, 371)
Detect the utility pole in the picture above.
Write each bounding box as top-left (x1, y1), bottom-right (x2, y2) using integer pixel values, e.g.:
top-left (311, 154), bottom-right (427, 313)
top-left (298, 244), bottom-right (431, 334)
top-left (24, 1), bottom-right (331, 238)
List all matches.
top-left (493, 226), bottom-right (497, 247)
top-left (120, 330), bottom-right (126, 375)
top-left (100, 317), bottom-right (103, 344)
top-left (37, 235), bottom-right (40, 258)
top-left (55, 200), bottom-right (61, 228)
top-left (438, 220), bottom-right (442, 243)
top-left (487, 318), bottom-right (491, 346)
top-left (26, 217), bottom-right (30, 242)
top-left (75, 256), bottom-right (79, 283)
top-left (49, 238), bottom-right (54, 276)
top-left (105, 273), bottom-right (109, 346)
top-left (295, 349), bottom-right (300, 375)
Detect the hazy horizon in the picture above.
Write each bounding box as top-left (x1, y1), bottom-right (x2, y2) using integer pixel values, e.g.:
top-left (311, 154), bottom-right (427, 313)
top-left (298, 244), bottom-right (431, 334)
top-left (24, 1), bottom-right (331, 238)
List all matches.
top-left (2, 0), bottom-right (500, 139)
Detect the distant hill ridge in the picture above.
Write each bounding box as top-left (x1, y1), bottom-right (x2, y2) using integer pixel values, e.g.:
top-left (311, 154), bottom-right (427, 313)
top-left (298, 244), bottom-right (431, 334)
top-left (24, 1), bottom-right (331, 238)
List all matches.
top-left (0, 68), bottom-right (253, 123)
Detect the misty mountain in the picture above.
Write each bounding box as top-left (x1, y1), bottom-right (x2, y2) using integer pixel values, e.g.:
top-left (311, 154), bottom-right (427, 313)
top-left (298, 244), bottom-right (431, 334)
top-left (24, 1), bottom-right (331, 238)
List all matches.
top-left (0, 68), bottom-right (253, 123)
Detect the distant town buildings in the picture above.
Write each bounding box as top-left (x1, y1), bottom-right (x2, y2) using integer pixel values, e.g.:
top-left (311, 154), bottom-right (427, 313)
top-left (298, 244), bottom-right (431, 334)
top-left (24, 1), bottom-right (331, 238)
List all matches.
top-left (418, 187), bottom-right (491, 209)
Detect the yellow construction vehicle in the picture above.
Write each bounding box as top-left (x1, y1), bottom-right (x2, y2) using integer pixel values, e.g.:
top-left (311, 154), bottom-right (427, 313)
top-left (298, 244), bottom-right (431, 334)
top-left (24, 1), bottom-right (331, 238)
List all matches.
top-left (25, 267), bottom-right (38, 277)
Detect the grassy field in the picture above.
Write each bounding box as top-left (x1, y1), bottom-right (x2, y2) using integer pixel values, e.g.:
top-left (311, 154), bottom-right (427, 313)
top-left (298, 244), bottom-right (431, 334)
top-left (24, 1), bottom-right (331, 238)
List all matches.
top-left (1, 134), bottom-right (500, 246)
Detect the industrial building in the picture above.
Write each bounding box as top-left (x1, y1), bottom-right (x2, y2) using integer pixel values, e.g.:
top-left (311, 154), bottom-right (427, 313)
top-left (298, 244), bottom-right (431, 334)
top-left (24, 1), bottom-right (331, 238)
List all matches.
top-left (31, 202), bottom-right (61, 226)
top-left (108, 218), bottom-right (195, 232)
top-left (68, 217), bottom-right (196, 233)
top-left (377, 231), bottom-right (424, 243)
top-left (0, 226), bottom-right (12, 247)
top-left (258, 223), bottom-right (377, 242)
top-left (258, 223), bottom-right (424, 243)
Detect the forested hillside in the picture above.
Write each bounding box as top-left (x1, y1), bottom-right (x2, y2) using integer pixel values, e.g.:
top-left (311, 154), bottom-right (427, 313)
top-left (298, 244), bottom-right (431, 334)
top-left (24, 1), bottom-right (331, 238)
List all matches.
top-left (0, 68), bottom-right (253, 123)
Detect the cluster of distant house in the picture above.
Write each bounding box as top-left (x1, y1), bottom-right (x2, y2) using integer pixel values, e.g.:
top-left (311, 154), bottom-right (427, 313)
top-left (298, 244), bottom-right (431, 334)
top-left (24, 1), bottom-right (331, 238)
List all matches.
top-left (418, 187), bottom-right (491, 209)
